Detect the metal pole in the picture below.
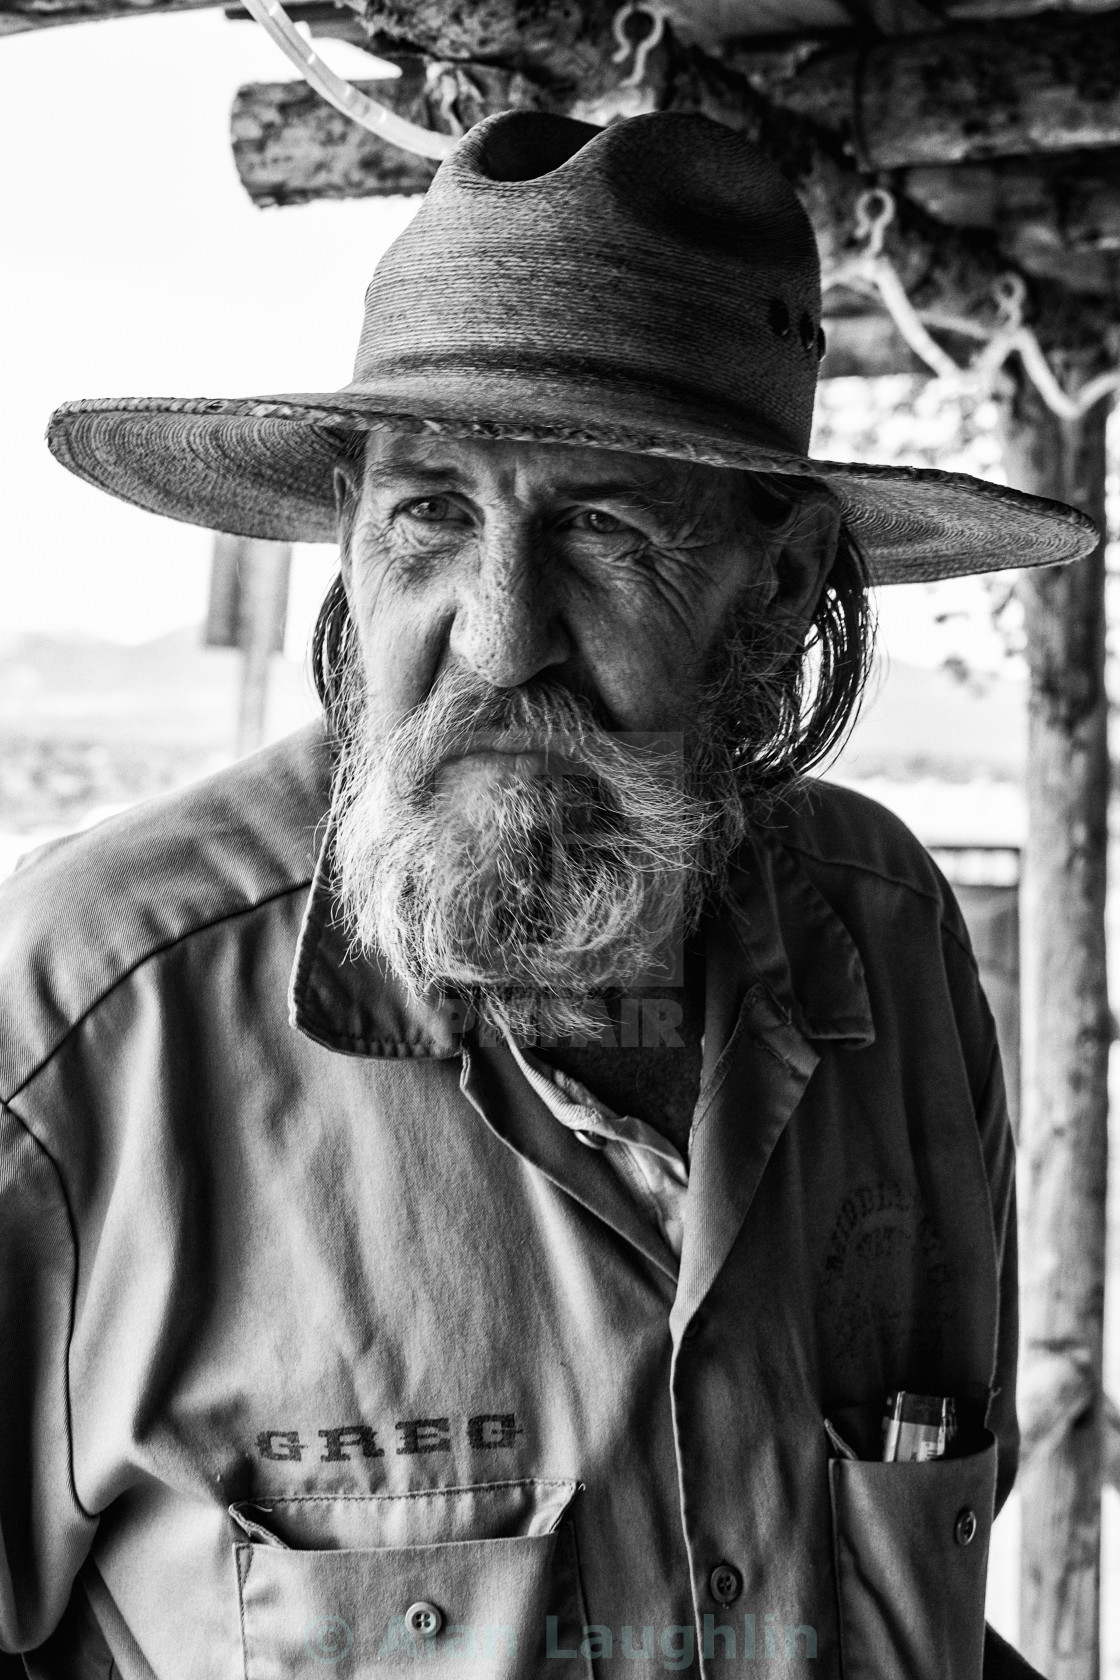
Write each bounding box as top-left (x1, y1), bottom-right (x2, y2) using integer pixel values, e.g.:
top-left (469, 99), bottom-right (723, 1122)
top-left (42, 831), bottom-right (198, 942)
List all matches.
top-left (204, 535), bottom-right (291, 758)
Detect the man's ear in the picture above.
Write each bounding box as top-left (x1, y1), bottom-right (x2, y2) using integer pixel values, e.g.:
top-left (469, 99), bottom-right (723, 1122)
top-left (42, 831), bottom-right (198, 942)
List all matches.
top-left (333, 463), bottom-right (358, 590)
top-left (768, 497), bottom-right (842, 635)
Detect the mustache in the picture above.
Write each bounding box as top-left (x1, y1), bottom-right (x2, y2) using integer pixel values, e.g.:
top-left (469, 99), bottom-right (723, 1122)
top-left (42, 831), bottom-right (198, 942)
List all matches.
top-left (328, 649), bottom-right (742, 1041)
top-left (383, 667), bottom-right (677, 802)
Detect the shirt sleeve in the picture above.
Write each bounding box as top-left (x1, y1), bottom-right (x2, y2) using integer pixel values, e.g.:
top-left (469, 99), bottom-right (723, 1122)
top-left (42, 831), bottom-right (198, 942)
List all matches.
top-left (0, 1103), bottom-right (97, 1652)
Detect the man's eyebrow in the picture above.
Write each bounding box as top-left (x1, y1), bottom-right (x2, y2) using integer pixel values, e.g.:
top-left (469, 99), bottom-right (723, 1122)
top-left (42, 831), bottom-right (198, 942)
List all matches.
top-left (363, 463), bottom-right (471, 489)
top-left (548, 479), bottom-right (686, 514)
top-left (362, 462), bottom-right (691, 519)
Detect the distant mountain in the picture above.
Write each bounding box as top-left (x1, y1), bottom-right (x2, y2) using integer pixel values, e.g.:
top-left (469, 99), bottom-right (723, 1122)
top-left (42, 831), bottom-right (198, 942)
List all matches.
top-left (0, 627), bottom-right (1024, 834)
top-left (0, 626), bottom-right (321, 832)
top-left (0, 628), bottom-right (1025, 777)
top-left (0, 625), bottom-right (320, 749)
top-left (830, 655), bottom-right (1025, 783)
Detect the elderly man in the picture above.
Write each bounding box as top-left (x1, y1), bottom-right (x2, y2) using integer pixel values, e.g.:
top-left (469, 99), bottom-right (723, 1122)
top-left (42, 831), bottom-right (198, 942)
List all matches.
top-left (0, 113), bottom-right (1094, 1679)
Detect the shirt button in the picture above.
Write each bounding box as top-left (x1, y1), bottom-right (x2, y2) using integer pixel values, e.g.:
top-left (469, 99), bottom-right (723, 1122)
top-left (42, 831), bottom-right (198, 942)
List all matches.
top-left (709, 1563), bottom-right (743, 1604)
top-left (405, 1601), bottom-right (444, 1636)
top-left (954, 1508), bottom-right (978, 1547)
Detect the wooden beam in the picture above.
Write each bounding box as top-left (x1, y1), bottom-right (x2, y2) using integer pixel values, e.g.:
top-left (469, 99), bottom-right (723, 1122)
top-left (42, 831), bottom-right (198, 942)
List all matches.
top-left (0, 0), bottom-right (214, 32)
top-left (904, 154), bottom-right (1120, 253)
top-left (232, 56), bottom-right (1120, 355)
top-left (943, 0), bottom-right (1119, 18)
top-left (676, 49), bottom-right (1120, 350)
top-left (348, 0), bottom-right (626, 94)
top-left (230, 58), bottom-right (552, 206)
top-left (1002, 369), bottom-right (1112, 1680)
top-left (728, 13), bottom-right (1120, 168)
top-left (903, 153), bottom-right (1120, 295)
top-left (232, 65), bottom-right (436, 207)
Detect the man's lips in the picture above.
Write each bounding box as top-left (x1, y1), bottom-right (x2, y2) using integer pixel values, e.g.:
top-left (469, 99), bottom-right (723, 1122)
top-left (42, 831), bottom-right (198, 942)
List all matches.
top-left (435, 741), bottom-right (585, 783)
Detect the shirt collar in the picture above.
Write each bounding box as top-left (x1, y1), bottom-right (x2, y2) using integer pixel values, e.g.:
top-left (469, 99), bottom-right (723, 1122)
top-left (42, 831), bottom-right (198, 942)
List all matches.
top-left (722, 823), bottom-right (875, 1047)
top-left (289, 803), bottom-right (875, 1060)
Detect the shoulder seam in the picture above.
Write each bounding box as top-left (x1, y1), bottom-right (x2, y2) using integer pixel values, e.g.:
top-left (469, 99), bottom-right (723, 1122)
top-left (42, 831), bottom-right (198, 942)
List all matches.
top-left (780, 837), bottom-right (979, 970)
top-left (1, 1098), bottom-right (94, 1525)
top-left (781, 835), bottom-right (943, 907)
top-left (3, 878), bottom-right (312, 1105)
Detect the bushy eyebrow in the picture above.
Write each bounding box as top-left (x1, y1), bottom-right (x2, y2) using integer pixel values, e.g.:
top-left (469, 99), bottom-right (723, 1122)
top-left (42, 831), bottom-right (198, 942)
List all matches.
top-left (364, 463), bottom-right (693, 520)
top-left (547, 480), bottom-right (677, 509)
top-left (364, 463), bottom-right (471, 491)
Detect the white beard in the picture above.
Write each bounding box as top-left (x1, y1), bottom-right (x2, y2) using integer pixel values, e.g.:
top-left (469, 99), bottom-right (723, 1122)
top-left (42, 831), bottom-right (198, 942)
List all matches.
top-left (330, 661), bottom-right (747, 1042)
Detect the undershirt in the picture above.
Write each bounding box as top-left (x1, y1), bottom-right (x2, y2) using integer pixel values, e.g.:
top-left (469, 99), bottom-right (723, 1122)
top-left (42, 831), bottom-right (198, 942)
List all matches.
top-left (503, 1034), bottom-right (690, 1266)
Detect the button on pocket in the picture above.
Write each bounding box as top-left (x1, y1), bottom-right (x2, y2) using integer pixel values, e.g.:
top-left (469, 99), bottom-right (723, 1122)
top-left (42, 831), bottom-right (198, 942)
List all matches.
top-left (405, 1601), bottom-right (443, 1636)
top-left (954, 1507), bottom-right (978, 1547)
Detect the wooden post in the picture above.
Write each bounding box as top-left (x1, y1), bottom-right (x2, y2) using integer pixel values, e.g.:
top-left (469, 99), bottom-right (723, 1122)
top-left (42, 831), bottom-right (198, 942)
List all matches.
top-left (1001, 370), bottom-right (1112, 1680)
top-left (204, 534), bottom-right (292, 758)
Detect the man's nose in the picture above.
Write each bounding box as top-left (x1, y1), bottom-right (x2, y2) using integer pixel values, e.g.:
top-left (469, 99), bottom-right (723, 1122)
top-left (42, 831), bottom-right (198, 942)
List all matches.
top-left (448, 519), bottom-right (571, 689)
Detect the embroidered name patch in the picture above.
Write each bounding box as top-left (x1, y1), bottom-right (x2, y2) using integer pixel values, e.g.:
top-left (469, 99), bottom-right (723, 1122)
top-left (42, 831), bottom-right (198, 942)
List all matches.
top-left (256, 1413), bottom-right (523, 1463)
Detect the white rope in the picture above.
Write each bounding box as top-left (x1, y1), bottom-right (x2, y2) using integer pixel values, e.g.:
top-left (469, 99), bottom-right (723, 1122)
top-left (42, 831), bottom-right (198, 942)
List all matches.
top-left (826, 187), bottom-right (1120, 420)
top-left (984, 274), bottom-right (1120, 421)
top-left (239, 0), bottom-right (455, 161)
top-left (611, 1), bottom-right (668, 87)
top-left (826, 189), bottom-right (962, 381)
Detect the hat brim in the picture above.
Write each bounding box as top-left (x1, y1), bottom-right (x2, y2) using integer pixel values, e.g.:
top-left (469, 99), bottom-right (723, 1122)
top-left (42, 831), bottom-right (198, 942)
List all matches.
top-left (46, 387), bottom-right (1098, 586)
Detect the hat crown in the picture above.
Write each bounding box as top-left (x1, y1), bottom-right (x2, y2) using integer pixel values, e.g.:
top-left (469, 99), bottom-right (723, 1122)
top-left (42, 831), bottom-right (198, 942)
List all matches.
top-left (351, 111), bottom-right (824, 455)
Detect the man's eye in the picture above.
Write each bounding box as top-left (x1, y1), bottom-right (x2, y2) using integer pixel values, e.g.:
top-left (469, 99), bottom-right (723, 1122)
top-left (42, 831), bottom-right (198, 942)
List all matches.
top-left (571, 509), bottom-right (625, 534)
top-left (402, 496), bottom-right (458, 523)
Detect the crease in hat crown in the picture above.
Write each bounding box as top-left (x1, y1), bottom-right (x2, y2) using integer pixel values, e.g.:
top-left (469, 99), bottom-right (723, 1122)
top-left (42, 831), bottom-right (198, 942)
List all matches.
top-left (345, 110), bottom-right (827, 458)
top-left (45, 108), bottom-right (1099, 583)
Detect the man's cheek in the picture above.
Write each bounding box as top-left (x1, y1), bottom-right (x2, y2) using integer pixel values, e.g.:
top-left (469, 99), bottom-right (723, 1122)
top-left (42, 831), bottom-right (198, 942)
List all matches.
top-left (360, 606), bottom-right (449, 728)
top-left (579, 626), bottom-right (695, 734)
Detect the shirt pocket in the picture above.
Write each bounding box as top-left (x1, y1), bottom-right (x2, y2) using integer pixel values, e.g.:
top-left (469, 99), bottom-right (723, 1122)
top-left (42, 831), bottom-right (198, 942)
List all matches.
top-left (827, 1424), bottom-right (997, 1680)
top-left (230, 1479), bottom-right (591, 1680)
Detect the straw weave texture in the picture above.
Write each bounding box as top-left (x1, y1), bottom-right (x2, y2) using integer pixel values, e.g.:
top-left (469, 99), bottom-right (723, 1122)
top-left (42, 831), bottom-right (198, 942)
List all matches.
top-left (47, 111), bottom-right (1098, 583)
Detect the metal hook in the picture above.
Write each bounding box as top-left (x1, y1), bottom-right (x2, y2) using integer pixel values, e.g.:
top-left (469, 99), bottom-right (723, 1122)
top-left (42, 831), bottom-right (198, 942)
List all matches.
top-left (611, 1), bottom-right (668, 87)
top-left (852, 188), bottom-right (896, 261)
top-left (992, 273), bottom-right (1027, 333)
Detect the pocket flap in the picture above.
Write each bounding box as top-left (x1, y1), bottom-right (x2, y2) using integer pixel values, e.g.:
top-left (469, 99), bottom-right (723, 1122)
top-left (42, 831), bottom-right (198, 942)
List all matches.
top-left (229, 1478), bottom-right (579, 1550)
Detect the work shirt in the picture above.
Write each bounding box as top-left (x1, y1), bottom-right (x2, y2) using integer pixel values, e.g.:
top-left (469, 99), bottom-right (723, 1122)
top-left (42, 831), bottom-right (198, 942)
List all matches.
top-left (0, 721), bottom-right (1019, 1680)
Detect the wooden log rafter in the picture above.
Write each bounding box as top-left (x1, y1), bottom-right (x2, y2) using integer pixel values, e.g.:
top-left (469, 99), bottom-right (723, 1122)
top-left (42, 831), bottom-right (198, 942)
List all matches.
top-left (0, 0), bottom-right (211, 31)
top-left (230, 35), bottom-right (1120, 361)
top-left (726, 13), bottom-right (1120, 169)
top-left (903, 153), bottom-right (1120, 296)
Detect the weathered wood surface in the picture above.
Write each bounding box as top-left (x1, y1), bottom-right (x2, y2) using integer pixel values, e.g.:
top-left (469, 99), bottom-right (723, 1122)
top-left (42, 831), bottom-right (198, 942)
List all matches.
top-left (232, 66), bottom-right (434, 207)
top-left (7, 0), bottom-right (1119, 29)
top-left (0, 0), bottom-right (210, 29)
top-left (1003, 371), bottom-right (1111, 1680)
top-left (232, 48), bottom-right (1120, 355)
top-left (943, 0), bottom-right (1119, 17)
top-left (355, 0), bottom-right (626, 94)
top-left (230, 58), bottom-right (552, 205)
top-left (903, 153), bottom-right (1120, 294)
top-left (728, 13), bottom-right (1120, 168)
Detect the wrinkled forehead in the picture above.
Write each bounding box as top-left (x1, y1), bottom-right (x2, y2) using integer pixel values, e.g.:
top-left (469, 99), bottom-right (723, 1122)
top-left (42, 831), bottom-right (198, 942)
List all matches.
top-left (357, 422), bottom-right (729, 509)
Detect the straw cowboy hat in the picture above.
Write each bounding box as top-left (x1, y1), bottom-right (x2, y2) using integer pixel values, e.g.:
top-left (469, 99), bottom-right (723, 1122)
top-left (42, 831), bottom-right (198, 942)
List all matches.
top-left (47, 110), bottom-right (1096, 586)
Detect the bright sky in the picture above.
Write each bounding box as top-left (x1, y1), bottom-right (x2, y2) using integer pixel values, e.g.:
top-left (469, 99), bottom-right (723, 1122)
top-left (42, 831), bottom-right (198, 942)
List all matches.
top-left (0, 11), bottom-right (1016, 670)
top-left (0, 10), bottom-right (416, 650)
